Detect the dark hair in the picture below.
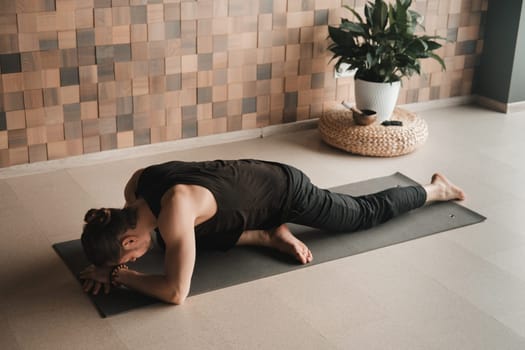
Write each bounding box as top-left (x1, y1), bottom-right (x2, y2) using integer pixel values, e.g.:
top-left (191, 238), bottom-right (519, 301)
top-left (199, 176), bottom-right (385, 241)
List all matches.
top-left (81, 207), bottom-right (137, 266)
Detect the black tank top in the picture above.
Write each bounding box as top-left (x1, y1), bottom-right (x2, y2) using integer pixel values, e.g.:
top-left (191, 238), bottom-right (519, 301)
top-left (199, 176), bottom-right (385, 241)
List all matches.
top-left (136, 159), bottom-right (291, 250)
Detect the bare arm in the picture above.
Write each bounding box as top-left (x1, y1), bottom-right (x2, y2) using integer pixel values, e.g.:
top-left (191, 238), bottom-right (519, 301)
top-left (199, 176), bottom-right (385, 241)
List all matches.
top-left (115, 186), bottom-right (200, 304)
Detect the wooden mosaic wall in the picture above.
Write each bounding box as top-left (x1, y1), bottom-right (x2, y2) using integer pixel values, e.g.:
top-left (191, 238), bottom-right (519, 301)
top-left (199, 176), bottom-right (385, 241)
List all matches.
top-left (0, 0), bottom-right (487, 167)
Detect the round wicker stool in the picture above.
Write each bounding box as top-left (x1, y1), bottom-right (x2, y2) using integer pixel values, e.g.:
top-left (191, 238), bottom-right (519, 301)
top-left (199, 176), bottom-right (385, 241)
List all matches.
top-left (319, 107), bottom-right (428, 157)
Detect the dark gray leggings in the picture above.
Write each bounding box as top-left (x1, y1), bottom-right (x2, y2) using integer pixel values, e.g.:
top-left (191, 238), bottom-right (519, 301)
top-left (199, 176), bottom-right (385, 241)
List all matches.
top-left (283, 165), bottom-right (427, 232)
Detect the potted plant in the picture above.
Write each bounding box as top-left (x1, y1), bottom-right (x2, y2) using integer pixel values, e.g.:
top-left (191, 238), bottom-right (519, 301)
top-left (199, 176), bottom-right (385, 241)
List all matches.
top-left (328, 0), bottom-right (446, 122)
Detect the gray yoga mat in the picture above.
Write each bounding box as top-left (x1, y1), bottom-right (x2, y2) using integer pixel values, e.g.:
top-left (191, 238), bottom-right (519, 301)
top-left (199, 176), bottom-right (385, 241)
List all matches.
top-left (53, 172), bottom-right (486, 317)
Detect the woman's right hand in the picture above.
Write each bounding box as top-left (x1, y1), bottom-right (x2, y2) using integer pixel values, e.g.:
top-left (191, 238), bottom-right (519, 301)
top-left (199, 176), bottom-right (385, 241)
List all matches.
top-left (79, 264), bottom-right (113, 295)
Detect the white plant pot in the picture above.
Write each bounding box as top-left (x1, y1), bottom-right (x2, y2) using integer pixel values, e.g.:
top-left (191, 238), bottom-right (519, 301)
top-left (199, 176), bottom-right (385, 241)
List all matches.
top-left (354, 78), bottom-right (401, 122)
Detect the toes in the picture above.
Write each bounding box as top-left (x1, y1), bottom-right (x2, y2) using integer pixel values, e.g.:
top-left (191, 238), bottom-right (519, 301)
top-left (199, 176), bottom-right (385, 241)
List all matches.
top-left (297, 246), bottom-right (313, 265)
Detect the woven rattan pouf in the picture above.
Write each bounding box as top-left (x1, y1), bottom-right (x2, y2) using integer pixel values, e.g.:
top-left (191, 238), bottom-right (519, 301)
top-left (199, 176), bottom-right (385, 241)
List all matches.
top-left (319, 107), bottom-right (428, 157)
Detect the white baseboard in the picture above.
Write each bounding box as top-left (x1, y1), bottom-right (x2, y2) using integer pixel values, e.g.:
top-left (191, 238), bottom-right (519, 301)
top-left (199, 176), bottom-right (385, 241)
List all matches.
top-left (474, 95), bottom-right (525, 114)
top-left (400, 95), bottom-right (474, 112)
top-left (508, 101), bottom-right (525, 114)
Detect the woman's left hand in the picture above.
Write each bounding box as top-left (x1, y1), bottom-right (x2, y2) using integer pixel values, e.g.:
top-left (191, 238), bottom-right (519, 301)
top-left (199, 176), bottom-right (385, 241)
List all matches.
top-left (79, 264), bottom-right (112, 295)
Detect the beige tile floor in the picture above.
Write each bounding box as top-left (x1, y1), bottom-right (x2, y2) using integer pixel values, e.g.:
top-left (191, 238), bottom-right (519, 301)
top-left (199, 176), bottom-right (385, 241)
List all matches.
top-left (1, 103), bottom-right (525, 349)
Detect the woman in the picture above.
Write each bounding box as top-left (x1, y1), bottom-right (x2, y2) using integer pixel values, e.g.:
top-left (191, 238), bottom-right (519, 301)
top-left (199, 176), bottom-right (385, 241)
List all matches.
top-left (80, 159), bottom-right (465, 304)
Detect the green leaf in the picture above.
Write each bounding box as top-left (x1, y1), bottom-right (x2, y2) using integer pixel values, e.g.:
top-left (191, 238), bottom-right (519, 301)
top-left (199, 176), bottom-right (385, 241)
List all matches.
top-left (372, 0), bottom-right (388, 32)
top-left (340, 21), bottom-right (366, 35)
top-left (425, 40), bottom-right (442, 51)
top-left (329, 0), bottom-right (446, 81)
top-left (427, 52), bottom-right (447, 70)
top-left (366, 52), bottom-right (374, 68)
top-left (399, 0), bottom-right (412, 9)
top-left (365, 2), bottom-right (374, 27)
top-left (343, 5), bottom-right (365, 24)
top-left (328, 26), bottom-right (356, 46)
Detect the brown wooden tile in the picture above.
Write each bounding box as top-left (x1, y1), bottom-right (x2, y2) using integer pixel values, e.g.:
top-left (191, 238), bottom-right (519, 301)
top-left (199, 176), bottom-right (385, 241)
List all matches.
top-left (77, 29), bottom-right (95, 49)
top-left (212, 101), bottom-right (227, 118)
top-left (80, 83), bottom-right (97, 102)
top-left (37, 31), bottom-right (58, 50)
top-left (36, 12), bottom-right (57, 32)
top-left (98, 81), bottom-right (116, 102)
top-left (38, 50), bottom-right (59, 70)
top-left (58, 31), bottom-right (77, 49)
top-left (196, 71), bottom-right (212, 88)
top-left (112, 25), bottom-right (131, 44)
top-left (43, 87), bottom-right (61, 106)
top-left (17, 13), bottom-right (38, 33)
top-left (130, 111), bottom-right (147, 130)
top-left (147, 22), bottom-right (164, 41)
top-left (24, 89), bottom-right (44, 109)
top-left (131, 128), bottom-right (148, 146)
top-left (23, 71), bottom-right (44, 91)
top-left (256, 80), bottom-right (271, 95)
top-left (149, 58), bottom-right (164, 76)
top-left (26, 125), bottom-right (47, 145)
top-left (95, 27), bottom-right (112, 45)
top-left (116, 130), bottom-right (133, 148)
top-left (77, 46), bottom-right (95, 66)
top-left (94, 8), bottom-right (112, 27)
top-left (61, 86), bottom-right (80, 104)
top-left (131, 24), bottom-right (148, 42)
top-left (100, 133), bottom-right (117, 150)
top-left (149, 94), bottom-right (166, 111)
top-left (76, 8), bottom-right (94, 29)
top-left (0, 34), bottom-right (18, 54)
top-left (113, 6), bottom-right (131, 26)
top-left (8, 146), bottom-right (29, 165)
top-left (8, 128), bottom-right (27, 148)
top-left (2, 73), bottom-right (24, 93)
top-left (21, 52), bottom-right (42, 72)
top-left (148, 109), bottom-right (164, 127)
top-left (132, 94), bottom-right (149, 113)
top-left (147, 4), bottom-right (164, 23)
top-left (132, 77), bottom-right (149, 96)
top-left (96, 117), bottom-right (115, 136)
top-left (132, 60), bottom-right (149, 78)
top-left (98, 99), bottom-right (116, 118)
top-left (148, 75), bottom-right (165, 94)
top-left (46, 124), bottom-right (65, 142)
top-left (63, 103), bottom-right (81, 122)
top-left (25, 107), bottom-right (46, 127)
top-left (0, 53), bottom-right (19, 73)
top-left (130, 5), bottom-right (147, 24)
top-left (47, 140), bottom-right (67, 160)
top-left (82, 135), bottom-right (100, 153)
top-left (97, 62), bottom-right (114, 82)
top-left (81, 101), bottom-right (98, 120)
top-left (148, 41), bottom-right (166, 59)
top-left (211, 85), bottom-right (227, 102)
top-left (64, 120), bottom-right (82, 139)
top-left (115, 80), bottom-right (131, 98)
top-left (114, 62), bottom-right (132, 81)
top-left (3, 92), bottom-right (25, 111)
top-left (6, 110), bottom-right (26, 130)
top-left (79, 65), bottom-right (97, 85)
top-left (28, 143), bottom-right (47, 162)
top-left (56, 12), bottom-right (76, 31)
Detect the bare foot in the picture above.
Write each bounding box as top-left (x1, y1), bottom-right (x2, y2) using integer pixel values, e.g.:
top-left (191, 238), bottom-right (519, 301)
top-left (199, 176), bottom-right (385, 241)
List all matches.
top-left (426, 173), bottom-right (466, 202)
top-left (269, 224), bottom-right (313, 264)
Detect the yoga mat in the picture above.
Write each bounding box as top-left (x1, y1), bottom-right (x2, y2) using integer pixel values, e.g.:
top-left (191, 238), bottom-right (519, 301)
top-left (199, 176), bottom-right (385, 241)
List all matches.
top-left (53, 172), bottom-right (486, 317)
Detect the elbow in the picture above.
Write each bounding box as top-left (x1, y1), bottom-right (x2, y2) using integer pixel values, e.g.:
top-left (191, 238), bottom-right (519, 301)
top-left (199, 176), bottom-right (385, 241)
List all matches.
top-left (168, 292), bottom-right (187, 305)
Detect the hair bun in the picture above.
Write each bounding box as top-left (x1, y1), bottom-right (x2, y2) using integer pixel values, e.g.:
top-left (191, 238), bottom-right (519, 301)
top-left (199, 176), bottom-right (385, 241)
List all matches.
top-left (84, 208), bottom-right (111, 225)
